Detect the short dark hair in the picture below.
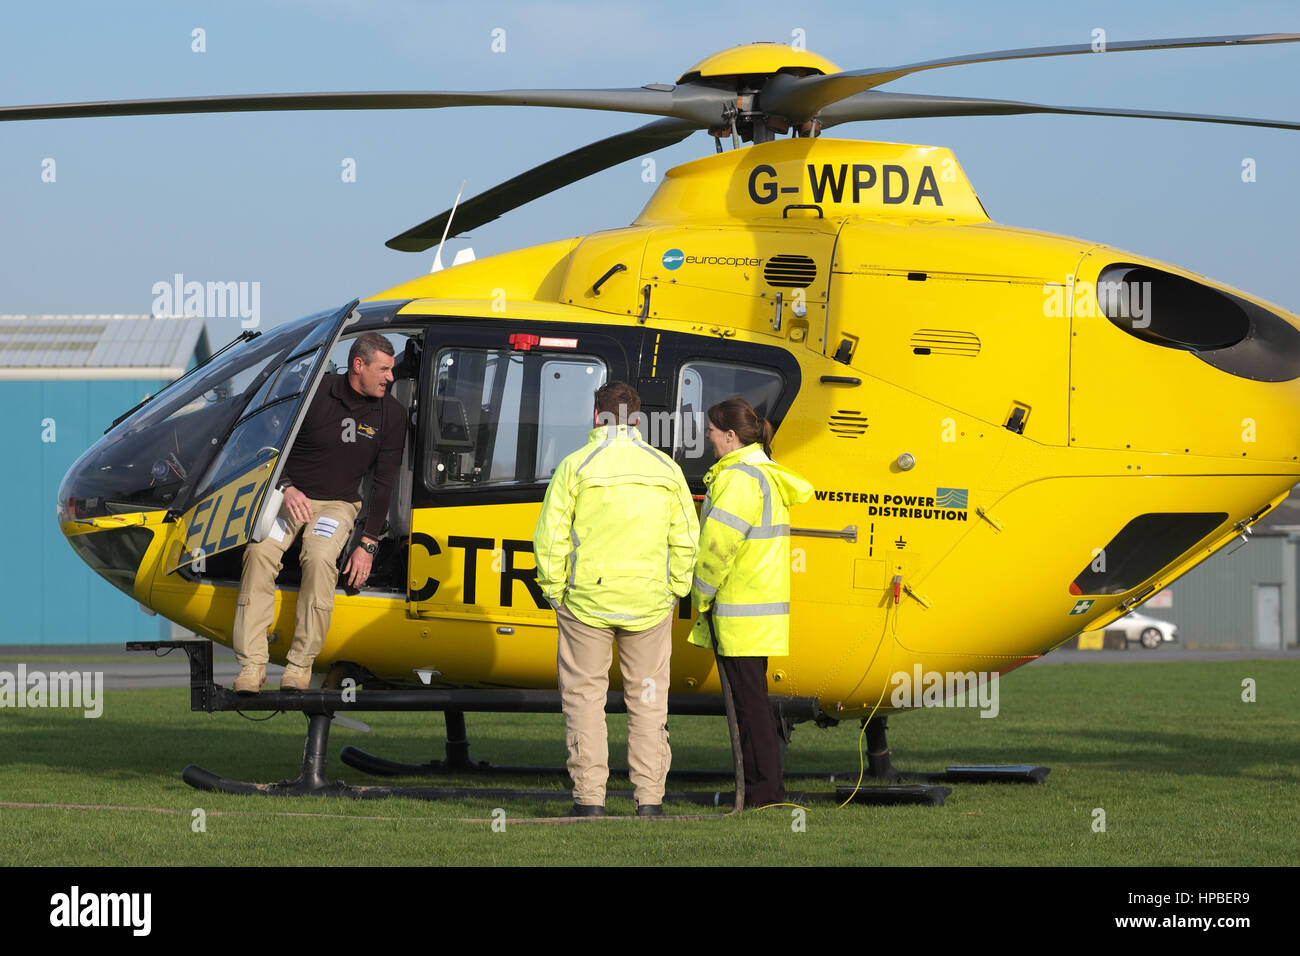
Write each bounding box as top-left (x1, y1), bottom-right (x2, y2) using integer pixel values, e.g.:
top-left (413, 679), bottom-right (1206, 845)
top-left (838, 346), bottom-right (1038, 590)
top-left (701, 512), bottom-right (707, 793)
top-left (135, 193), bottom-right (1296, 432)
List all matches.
top-left (594, 381), bottom-right (641, 424)
top-left (348, 332), bottom-right (395, 369)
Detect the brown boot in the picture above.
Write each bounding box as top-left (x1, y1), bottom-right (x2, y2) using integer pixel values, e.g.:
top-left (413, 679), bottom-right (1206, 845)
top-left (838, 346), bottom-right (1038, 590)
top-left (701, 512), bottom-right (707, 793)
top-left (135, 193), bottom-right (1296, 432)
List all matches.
top-left (280, 663), bottom-right (312, 691)
top-left (234, 663), bottom-right (266, 694)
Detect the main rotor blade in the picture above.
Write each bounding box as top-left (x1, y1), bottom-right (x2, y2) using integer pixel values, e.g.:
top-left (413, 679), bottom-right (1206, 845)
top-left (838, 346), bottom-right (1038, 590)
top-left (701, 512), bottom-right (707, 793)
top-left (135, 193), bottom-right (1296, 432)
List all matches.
top-left (762, 32), bottom-right (1300, 123)
top-left (0, 86), bottom-right (732, 127)
top-left (386, 117), bottom-right (699, 251)
top-left (818, 90), bottom-right (1300, 131)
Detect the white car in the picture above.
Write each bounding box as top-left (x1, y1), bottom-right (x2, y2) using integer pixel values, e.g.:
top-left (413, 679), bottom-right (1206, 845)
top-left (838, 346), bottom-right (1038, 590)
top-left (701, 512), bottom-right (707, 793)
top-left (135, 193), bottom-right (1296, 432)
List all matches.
top-left (1103, 611), bottom-right (1179, 649)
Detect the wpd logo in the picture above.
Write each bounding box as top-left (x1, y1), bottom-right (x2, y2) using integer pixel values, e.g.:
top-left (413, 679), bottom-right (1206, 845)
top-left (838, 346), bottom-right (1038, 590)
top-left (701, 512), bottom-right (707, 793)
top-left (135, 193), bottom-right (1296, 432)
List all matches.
top-left (662, 248), bottom-right (685, 270)
top-left (936, 487), bottom-right (968, 509)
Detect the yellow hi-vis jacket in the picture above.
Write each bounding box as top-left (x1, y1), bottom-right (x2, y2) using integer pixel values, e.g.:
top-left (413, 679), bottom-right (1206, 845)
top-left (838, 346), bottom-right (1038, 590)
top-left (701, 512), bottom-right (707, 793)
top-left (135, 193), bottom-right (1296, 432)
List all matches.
top-left (689, 444), bottom-right (813, 657)
top-left (534, 424), bottom-right (699, 630)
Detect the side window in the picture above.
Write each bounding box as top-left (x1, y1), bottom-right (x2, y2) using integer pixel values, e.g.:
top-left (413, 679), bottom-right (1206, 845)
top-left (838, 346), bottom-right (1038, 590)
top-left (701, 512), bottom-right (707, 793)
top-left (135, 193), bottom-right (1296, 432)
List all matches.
top-left (155, 332), bottom-right (310, 508)
top-left (1070, 513), bottom-right (1228, 596)
top-left (675, 360), bottom-right (785, 484)
top-left (194, 345), bottom-right (327, 502)
top-left (537, 358), bottom-right (607, 478)
top-left (428, 347), bottom-right (606, 488)
top-left (193, 398), bottom-right (298, 505)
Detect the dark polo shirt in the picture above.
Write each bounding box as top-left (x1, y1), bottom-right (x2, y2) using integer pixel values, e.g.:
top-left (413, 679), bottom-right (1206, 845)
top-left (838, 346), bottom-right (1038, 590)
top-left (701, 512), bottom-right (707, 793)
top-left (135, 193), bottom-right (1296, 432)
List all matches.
top-left (281, 373), bottom-right (405, 540)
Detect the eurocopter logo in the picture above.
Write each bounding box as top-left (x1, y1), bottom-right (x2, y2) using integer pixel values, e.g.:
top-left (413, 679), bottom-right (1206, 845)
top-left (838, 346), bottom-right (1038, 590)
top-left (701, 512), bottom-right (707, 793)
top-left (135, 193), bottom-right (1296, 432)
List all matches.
top-left (661, 248), bottom-right (763, 270)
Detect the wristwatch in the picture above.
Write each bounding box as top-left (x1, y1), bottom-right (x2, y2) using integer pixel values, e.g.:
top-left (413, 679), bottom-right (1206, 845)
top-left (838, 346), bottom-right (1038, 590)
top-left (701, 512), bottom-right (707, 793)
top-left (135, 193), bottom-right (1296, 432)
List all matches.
top-left (360, 539), bottom-right (378, 555)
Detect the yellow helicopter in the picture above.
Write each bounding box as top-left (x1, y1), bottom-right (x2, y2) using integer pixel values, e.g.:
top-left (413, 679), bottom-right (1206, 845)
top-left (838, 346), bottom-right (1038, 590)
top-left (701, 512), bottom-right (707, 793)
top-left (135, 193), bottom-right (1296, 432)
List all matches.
top-left (16, 34), bottom-right (1300, 793)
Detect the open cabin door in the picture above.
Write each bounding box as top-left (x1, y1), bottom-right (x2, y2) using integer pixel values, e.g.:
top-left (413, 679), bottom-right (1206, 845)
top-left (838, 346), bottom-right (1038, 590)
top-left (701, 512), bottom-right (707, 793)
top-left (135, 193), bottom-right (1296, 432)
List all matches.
top-left (168, 301), bottom-right (360, 573)
top-left (405, 323), bottom-right (629, 643)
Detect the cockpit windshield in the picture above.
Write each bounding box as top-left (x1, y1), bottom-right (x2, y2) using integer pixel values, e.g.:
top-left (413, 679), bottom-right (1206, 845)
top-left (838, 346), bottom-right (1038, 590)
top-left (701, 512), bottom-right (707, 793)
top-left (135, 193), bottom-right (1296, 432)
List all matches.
top-left (58, 309), bottom-right (338, 521)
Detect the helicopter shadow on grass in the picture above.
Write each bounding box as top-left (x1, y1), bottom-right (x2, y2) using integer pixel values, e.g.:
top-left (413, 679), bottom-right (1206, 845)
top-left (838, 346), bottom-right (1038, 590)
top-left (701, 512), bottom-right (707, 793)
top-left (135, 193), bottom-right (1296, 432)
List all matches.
top-left (877, 720), bottom-right (1300, 785)
top-left (7, 687), bottom-right (1296, 799)
top-left (3, 700), bottom-right (785, 798)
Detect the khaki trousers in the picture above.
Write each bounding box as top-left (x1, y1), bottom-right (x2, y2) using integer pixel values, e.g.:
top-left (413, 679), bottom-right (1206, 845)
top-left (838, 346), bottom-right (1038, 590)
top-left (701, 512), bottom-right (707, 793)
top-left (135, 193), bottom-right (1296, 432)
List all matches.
top-left (231, 497), bottom-right (360, 671)
top-left (555, 604), bottom-right (673, 807)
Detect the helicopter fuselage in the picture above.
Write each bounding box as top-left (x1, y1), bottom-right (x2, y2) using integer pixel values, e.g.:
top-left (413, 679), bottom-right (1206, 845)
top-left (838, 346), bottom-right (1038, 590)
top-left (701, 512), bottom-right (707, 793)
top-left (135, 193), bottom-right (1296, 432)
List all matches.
top-left (59, 138), bottom-right (1300, 718)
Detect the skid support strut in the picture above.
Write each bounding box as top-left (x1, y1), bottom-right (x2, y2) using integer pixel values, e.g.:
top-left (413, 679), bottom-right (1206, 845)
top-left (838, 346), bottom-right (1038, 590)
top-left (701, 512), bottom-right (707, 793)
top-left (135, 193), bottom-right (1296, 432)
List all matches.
top-left (840, 715), bottom-right (1049, 795)
top-left (130, 641), bottom-right (838, 803)
top-left (128, 642), bottom-right (1041, 806)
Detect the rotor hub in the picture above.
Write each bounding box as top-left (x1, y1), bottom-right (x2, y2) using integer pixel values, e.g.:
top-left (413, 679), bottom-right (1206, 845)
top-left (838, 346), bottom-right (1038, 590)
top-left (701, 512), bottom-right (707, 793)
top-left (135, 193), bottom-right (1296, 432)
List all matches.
top-left (677, 42), bottom-right (842, 85)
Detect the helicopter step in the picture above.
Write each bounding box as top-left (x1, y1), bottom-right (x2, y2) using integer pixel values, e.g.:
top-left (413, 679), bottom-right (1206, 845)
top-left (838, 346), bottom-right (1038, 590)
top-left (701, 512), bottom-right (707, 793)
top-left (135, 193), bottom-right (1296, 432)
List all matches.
top-left (126, 640), bottom-right (820, 721)
top-left (856, 714), bottom-right (1050, 786)
top-left (127, 641), bottom-right (960, 806)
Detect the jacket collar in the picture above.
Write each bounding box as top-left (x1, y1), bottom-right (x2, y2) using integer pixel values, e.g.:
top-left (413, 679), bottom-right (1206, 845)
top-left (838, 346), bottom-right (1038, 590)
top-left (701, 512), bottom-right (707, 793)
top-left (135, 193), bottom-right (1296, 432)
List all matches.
top-left (705, 442), bottom-right (765, 484)
top-left (587, 423), bottom-right (643, 444)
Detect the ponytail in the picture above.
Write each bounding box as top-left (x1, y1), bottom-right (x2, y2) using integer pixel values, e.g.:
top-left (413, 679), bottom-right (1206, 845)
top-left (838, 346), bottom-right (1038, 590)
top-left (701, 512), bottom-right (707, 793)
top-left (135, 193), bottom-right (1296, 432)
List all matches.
top-left (757, 416), bottom-right (774, 458)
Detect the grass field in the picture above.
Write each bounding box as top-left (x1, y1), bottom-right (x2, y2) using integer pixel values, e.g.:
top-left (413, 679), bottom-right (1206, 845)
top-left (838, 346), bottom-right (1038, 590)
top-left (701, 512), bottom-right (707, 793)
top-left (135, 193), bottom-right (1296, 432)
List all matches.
top-left (1, 659), bottom-right (1296, 866)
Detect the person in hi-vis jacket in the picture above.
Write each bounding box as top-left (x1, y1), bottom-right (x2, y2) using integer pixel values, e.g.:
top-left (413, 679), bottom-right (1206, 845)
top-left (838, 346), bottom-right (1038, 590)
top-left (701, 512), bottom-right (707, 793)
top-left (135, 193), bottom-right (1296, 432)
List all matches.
top-left (690, 396), bottom-right (813, 809)
top-left (534, 382), bottom-right (698, 818)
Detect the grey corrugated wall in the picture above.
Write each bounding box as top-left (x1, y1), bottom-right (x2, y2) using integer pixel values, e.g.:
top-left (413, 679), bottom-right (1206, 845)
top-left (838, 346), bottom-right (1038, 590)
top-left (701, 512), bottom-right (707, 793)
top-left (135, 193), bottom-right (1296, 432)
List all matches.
top-left (1161, 536), bottom-right (1294, 649)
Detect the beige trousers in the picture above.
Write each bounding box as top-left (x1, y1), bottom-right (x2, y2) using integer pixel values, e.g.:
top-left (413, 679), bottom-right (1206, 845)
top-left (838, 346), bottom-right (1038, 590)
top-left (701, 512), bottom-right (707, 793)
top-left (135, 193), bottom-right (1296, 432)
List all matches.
top-left (555, 604), bottom-right (673, 807)
top-left (231, 497), bottom-right (360, 671)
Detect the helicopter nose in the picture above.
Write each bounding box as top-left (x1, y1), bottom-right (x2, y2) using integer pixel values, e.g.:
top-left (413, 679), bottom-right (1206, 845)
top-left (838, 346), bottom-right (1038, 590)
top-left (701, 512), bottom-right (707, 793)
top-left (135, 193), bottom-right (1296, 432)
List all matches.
top-left (61, 517), bottom-right (156, 601)
top-left (57, 431), bottom-right (168, 601)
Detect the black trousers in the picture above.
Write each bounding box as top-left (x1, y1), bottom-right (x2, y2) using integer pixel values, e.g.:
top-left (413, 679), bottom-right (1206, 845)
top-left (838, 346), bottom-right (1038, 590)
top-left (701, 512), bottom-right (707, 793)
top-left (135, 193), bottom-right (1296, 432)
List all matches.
top-left (717, 654), bottom-right (785, 808)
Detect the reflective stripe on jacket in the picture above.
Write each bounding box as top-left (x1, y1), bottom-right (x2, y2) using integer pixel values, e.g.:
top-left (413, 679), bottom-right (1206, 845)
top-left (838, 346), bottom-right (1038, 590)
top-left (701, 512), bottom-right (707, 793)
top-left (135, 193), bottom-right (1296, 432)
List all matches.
top-left (688, 444), bottom-right (813, 657)
top-left (534, 424), bottom-right (699, 630)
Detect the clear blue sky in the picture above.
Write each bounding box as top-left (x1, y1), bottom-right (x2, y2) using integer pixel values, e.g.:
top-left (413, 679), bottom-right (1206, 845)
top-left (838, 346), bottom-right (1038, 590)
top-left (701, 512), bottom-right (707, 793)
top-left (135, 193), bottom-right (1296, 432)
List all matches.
top-left (2, 0), bottom-right (1298, 345)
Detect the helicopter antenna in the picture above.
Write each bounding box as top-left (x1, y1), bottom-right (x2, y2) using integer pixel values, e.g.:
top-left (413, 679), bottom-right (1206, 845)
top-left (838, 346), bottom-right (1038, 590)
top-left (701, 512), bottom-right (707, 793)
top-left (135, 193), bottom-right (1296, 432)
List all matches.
top-left (430, 179), bottom-right (467, 273)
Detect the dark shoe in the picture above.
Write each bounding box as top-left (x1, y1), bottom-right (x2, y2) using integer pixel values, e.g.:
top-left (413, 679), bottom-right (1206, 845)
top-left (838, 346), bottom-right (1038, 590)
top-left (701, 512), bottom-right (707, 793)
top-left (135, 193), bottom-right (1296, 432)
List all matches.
top-left (635, 804), bottom-right (664, 817)
top-left (567, 803), bottom-right (606, 817)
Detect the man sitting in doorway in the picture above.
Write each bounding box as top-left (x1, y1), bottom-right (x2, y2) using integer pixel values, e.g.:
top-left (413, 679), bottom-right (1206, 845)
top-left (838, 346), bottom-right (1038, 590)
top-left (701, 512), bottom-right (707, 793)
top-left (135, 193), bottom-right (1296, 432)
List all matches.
top-left (232, 332), bottom-right (405, 692)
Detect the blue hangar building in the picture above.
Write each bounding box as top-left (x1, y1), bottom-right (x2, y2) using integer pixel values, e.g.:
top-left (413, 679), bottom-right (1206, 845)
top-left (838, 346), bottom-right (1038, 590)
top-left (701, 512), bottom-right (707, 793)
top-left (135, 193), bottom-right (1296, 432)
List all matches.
top-left (1, 313), bottom-right (208, 645)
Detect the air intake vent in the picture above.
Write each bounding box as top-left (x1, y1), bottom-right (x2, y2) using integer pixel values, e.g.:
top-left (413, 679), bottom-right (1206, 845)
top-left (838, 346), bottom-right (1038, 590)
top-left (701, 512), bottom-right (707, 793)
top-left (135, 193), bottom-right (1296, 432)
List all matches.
top-left (910, 329), bottom-right (981, 357)
top-left (764, 255), bottom-right (817, 288)
top-left (1096, 262), bottom-right (1300, 382)
top-left (828, 410), bottom-right (868, 438)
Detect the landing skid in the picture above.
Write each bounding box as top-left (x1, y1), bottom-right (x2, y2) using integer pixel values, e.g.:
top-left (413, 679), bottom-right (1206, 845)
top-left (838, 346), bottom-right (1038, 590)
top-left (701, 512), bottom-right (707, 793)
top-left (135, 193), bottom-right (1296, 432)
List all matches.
top-left (852, 714), bottom-right (1050, 787)
top-left (183, 710), bottom-right (939, 805)
top-left (337, 710), bottom-right (866, 781)
top-left (338, 711), bottom-right (955, 805)
top-left (129, 641), bottom-right (1043, 809)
